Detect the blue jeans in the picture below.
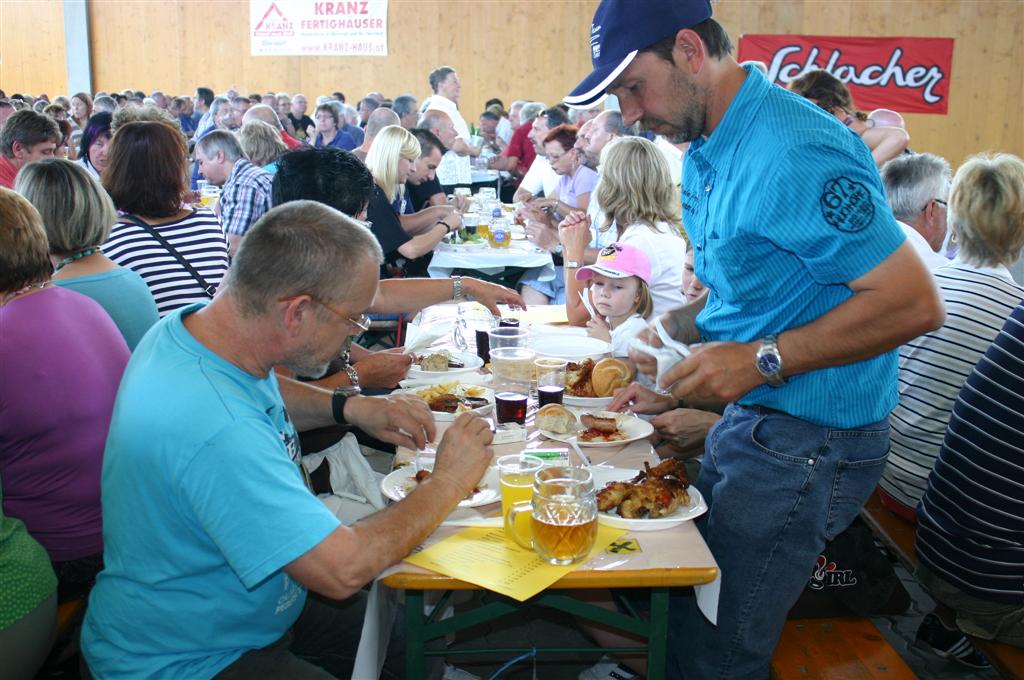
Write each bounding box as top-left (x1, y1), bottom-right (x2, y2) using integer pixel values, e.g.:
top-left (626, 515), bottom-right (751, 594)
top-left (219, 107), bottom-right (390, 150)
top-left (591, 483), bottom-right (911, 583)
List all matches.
top-left (669, 404), bottom-right (890, 680)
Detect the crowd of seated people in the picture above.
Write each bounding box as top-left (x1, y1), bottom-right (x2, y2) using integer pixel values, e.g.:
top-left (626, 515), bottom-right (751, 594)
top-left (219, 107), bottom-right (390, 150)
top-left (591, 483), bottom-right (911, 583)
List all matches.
top-left (0, 58), bottom-right (1021, 680)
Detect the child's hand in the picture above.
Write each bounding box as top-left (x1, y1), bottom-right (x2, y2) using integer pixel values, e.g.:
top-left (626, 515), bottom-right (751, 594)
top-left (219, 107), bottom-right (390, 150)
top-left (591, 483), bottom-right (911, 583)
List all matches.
top-left (586, 315), bottom-right (611, 341)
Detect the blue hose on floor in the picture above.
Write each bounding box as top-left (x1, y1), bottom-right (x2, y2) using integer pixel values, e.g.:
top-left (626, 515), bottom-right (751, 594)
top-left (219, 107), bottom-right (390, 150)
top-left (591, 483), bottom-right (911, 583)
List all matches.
top-left (487, 647), bottom-right (537, 680)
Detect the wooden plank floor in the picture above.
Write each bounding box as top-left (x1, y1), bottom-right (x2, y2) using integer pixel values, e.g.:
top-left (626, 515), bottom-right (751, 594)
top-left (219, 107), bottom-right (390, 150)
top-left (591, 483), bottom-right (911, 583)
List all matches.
top-left (772, 618), bottom-right (918, 679)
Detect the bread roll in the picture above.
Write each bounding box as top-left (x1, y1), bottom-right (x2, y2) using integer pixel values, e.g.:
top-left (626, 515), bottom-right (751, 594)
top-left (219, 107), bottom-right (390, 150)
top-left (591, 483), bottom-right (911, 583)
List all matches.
top-left (591, 358), bottom-right (634, 397)
top-left (536, 404), bottom-right (579, 434)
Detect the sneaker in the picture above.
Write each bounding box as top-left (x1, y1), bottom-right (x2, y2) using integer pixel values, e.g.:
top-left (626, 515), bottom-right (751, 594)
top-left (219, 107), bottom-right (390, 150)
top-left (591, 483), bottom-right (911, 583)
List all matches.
top-left (442, 665), bottom-right (482, 680)
top-left (914, 613), bottom-right (991, 669)
top-left (578, 656), bottom-right (640, 680)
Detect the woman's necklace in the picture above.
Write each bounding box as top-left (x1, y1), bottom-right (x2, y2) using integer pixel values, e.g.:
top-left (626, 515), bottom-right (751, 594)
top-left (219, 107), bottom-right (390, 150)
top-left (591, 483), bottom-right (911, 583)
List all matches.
top-left (2, 281), bottom-right (50, 306)
top-left (54, 246), bottom-right (101, 273)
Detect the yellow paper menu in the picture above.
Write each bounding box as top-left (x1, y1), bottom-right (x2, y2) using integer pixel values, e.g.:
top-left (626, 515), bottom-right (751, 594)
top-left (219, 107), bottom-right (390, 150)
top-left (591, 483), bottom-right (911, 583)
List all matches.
top-left (404, 525), bottom-right (627, 602)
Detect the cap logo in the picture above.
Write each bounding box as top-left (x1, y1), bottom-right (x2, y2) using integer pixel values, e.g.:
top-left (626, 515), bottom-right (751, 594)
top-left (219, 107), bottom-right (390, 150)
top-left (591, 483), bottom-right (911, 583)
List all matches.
top-left (590, 24), bottom-right (602, 60)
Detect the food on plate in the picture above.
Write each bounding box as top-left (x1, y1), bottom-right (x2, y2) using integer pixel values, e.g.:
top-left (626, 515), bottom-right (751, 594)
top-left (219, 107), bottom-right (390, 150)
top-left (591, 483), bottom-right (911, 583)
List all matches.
top-left (591, 358), bottom-right (633, 397)
top-left (410, 468), bottom-right (481, 496)
top-left (596, 459), bottom-right (690, 519)
top-left (535, 404), bottom-right (579, 434)
top-left (413, 382), bottom-right (489, 413)
top-left (416, 350), bottom-right (465, 372)
top-left (577, 410), bottom-right (627, 442)
top-left (566, 358), bottom-right (634, 397)
top-left (580, 412), bottom-right (618, 433)
top-left (566, 359), bottom-right (597, 397)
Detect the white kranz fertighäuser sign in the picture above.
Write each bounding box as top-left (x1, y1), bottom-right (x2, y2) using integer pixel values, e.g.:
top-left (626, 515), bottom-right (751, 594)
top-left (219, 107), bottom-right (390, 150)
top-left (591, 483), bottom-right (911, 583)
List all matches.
top-left (250, 0), bottom-right (388, 57)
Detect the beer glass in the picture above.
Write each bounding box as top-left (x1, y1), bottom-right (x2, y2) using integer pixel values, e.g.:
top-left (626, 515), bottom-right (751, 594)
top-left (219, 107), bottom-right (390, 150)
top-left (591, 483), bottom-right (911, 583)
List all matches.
top-left (505, 466), bottom-right (598, 565)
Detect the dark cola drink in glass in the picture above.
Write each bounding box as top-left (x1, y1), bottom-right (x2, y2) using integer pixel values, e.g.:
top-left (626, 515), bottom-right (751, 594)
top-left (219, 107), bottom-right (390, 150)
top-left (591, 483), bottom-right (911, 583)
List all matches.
top-left (495, 392), bottom-right (528, 425)
top-left (475, 329), bottom-right (490, 363)
top-left (537, 385), bottom-right (564, 406)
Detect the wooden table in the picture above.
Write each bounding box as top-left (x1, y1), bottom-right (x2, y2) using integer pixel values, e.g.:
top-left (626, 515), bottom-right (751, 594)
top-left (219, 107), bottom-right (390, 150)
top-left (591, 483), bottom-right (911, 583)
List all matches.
top-left (379, 417), bottom-right (719, 679)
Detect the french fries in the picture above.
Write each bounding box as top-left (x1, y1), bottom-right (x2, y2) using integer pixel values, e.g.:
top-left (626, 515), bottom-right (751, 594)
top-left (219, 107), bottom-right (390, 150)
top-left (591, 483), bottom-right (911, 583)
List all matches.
top-left (413, 382), bottom-right (485, 402)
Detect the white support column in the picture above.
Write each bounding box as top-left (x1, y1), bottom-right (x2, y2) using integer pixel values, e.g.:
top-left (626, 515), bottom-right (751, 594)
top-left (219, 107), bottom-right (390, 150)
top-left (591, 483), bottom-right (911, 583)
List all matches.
top-left (64, 0), bottom-right (92, 94)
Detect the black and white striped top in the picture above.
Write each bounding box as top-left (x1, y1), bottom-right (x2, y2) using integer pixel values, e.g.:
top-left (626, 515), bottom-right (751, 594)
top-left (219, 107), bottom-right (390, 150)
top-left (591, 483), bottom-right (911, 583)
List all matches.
top-left (916, 301), bottom-right (1024, 605)
top-left (880, 263), bottom-right (1024, 509)
top-left (104, 209), bottom-right (229, 317)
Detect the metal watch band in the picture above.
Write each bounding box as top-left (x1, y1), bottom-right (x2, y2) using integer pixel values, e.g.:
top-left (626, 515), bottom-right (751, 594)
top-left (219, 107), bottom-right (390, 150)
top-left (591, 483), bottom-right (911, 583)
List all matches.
top-left (452, 276), bottom-right (464, 301)
top-left (344, 363), bottom-right (360, 387)
top-left (756, 335), bottom-right (786, 387)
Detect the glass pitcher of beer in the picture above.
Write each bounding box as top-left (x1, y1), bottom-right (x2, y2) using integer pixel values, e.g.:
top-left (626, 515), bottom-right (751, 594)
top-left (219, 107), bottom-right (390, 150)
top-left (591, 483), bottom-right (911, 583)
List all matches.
top-left (505, 466), bottom-right (598, 565)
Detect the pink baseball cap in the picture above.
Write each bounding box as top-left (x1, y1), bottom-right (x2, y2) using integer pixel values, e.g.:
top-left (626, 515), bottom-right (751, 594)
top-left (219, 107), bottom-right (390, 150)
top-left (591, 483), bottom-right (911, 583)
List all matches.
top-left (575, 242), bottom-right (651, 284)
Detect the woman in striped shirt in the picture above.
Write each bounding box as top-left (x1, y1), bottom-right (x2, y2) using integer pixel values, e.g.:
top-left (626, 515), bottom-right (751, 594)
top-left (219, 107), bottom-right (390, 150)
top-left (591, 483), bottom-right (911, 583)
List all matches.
top-left (880, 153), bottom-right (1024, 520)
top-left (102, 121), bottom-right (229, 316)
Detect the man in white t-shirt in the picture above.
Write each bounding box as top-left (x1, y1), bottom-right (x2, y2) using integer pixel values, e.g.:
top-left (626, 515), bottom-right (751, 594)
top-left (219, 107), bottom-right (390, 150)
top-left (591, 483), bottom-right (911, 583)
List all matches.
top-left (881, 153), bottom-right (952, 271)
top-left (420, 66), bottom-right (478, 187)
top-left (514, 106), bottom-right (570, 202)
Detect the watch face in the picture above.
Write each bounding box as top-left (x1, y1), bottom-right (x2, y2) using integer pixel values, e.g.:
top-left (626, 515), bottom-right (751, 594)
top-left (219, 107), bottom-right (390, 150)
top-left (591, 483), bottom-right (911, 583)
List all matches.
top-left (757, 353), bottom-right (782, 375)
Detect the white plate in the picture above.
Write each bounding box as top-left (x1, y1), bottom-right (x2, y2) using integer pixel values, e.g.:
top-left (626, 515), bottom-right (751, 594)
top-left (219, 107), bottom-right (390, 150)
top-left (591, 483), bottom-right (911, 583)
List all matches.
top-left (563, 394), bottom-right (615, 409)
top-left (532, 334), bottom-right (612, 362)
top-left (407, 351), bottom-right (484, 380)
top-left (539, 413), bottom-right (654, 448)
top-left (381, 466), bottom-right (500, 508)
top-left (590, 467), bottom-right (707, 531)
top-left (395, 384), bottom-right (494, 421)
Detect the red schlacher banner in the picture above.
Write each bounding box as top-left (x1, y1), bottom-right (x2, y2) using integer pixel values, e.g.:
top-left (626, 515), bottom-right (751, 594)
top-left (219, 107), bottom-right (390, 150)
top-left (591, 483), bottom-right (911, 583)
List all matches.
top-left (738, 35), bottom-right (955, 114)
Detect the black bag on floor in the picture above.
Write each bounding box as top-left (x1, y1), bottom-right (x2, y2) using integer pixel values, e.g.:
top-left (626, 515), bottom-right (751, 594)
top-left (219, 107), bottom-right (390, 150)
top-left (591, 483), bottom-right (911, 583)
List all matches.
top-left (788, 516), bottom-right (911, 618)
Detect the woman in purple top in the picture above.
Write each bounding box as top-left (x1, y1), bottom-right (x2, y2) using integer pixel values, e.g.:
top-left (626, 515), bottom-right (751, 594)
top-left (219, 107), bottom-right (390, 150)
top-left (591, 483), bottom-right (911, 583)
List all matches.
top-left (0, 189), bottom-right (129, 599)
top-left (530, 124), bottom-right (599, 218)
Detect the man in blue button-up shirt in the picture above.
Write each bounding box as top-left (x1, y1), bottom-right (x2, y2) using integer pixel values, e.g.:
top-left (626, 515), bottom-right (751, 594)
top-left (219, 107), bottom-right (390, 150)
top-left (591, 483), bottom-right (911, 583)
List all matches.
top-left (566, 1), bottom-right (944, 678)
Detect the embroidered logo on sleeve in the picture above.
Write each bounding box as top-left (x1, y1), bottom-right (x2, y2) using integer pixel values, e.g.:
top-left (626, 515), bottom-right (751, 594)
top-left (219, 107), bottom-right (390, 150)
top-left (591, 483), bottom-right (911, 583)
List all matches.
top-left (820, 177), bottom-right (874, 232)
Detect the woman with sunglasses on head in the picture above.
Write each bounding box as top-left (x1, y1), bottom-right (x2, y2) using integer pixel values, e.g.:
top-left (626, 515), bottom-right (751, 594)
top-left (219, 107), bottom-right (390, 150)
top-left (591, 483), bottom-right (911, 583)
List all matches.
top-left (559, 136), bottom-right (687, 327)
top-left (789, 69), bottom-right (909, 168)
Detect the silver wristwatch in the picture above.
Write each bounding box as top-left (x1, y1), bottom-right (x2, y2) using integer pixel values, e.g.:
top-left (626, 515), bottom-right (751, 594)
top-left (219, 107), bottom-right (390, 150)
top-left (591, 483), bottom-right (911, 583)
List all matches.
top-left (343, 363), bottom-right (360, 388)
top-left (452, 275), bottom-right (464, 301)
top-left (755, 335), bottom-right (786, 387)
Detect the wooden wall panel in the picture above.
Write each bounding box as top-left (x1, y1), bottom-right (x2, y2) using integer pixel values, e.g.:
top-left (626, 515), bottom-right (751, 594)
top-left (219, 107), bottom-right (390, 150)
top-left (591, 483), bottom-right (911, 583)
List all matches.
top-left (0, 0), bottom-right (67, 95)
top-left (2, 1), bottom-right (1020, 168)
top-left (87, 0), bottom-right (596, 123)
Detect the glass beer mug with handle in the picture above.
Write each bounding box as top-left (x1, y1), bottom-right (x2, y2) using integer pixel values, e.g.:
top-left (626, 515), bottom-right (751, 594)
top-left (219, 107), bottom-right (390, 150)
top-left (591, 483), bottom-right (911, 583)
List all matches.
top-left (504, 466), bottom-right (598, 566)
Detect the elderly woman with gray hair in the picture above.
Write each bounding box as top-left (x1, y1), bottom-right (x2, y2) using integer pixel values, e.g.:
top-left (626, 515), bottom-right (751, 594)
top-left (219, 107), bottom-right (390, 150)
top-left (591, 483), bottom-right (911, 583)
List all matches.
top-left (879, 151), bottom-right (1024, 521)
top-left (16, 159), bottom-right (159, 349)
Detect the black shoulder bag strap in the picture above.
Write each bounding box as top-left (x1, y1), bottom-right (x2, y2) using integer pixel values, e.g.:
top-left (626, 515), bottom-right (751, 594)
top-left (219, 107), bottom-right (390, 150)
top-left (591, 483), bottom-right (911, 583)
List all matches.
top-left (121, 214), bottom-right (217, 297)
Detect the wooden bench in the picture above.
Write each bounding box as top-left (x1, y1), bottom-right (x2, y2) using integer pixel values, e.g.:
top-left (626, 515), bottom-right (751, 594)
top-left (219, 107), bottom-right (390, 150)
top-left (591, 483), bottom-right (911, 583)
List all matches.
top-left (56, 597), bottom-right (85, 638)
top-left (860, 490), bottom-right (1024, 680)
top-left (859, 490), bottom-right (917, 571)
top-left (771, 618), bottom-right (916, 679)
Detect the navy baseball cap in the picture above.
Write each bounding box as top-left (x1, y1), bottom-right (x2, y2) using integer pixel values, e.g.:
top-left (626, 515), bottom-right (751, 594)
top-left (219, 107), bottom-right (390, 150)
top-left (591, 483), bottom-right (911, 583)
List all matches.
top-left (564, 0), bottom-right (713, 109)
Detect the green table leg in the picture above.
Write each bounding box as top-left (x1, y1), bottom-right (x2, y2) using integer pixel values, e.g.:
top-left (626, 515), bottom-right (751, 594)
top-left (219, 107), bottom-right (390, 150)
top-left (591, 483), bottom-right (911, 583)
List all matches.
top-left (647, 587), bottom-right (670, 680)
top-left (405, 589), bottom-right (426, 680)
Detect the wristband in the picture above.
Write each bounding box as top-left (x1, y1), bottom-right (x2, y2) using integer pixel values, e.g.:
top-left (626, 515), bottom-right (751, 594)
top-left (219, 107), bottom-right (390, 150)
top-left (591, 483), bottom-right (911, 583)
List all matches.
top-left (436, 219), bottom-right (453, 234)
top-left (331, 386), bottom-right (360, 424)
top-left (452, 276), bottom-right (464, 301)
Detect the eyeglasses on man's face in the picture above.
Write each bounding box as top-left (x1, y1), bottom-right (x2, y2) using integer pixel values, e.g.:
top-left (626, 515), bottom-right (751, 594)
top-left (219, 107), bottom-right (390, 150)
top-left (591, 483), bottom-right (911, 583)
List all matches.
top-left (277, 295), bottom-right (370, 332)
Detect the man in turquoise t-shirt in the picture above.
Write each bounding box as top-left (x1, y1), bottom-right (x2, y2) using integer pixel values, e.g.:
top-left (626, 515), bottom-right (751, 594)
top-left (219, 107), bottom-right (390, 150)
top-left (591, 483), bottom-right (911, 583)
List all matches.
top-left (82, 200), bottom-right (494, 679)
top-left (566, 1), bottom-right (945, 678)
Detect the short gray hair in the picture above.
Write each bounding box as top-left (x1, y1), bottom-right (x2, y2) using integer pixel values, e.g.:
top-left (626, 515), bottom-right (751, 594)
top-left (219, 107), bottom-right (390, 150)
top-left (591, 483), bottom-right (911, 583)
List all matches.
top-left (196, 130), bottom-right (244, 162)
top-left (597, 110), bottom-right (633, 137)
top-left (93, 96), bottom-right (117, 113)
top-left (209, 96), bottom-right (231, 118)
top-left (365, 107), bottom-right (400, 139)
top-left (227, 200), bottom-right (383, 317)
top-left (881, 153), bottom-right (952, 222)
top-left (520, 102), bottom-right (545, 126)
top-left (392, 94), bottom-right (418, 118)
